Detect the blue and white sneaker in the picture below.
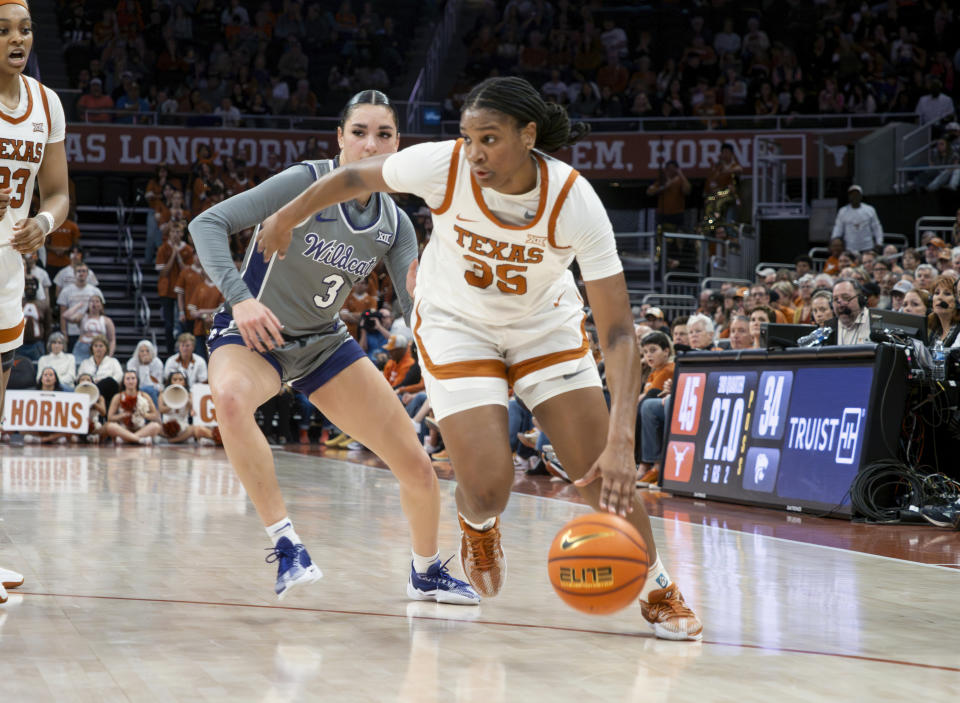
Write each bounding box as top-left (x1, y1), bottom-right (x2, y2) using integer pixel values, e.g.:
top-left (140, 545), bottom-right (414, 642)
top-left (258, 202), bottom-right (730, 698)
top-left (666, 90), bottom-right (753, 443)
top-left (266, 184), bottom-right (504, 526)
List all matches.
top-left (265, 537), bottom-right (323, 600)
top-left (407, 556), bottom-right (481, 605)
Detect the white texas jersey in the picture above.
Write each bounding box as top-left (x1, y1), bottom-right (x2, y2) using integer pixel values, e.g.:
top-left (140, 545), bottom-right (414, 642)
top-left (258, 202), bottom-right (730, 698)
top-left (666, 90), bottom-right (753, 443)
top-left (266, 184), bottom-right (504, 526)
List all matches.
top-left (382, 139), bottom-right (622, 326)
top-left (0, 75), bottom-right (65, 350)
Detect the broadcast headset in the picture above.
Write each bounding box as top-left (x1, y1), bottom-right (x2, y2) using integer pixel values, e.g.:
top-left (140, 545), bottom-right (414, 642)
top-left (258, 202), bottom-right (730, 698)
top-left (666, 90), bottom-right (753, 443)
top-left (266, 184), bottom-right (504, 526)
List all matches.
top-left (833, 279), bottom-right (867, 317)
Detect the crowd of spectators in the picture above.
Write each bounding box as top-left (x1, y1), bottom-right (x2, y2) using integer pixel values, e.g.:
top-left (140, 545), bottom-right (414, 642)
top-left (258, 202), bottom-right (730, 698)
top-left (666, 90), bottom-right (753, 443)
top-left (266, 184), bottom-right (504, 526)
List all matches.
top-left (610, 203), bottom-right (960, 486)
top-left (59, 0), bottom-right (418, 124)
top-left (0, 124), bottom-right (443, 449)
top-left (456, 0), bottom-right (960, 127)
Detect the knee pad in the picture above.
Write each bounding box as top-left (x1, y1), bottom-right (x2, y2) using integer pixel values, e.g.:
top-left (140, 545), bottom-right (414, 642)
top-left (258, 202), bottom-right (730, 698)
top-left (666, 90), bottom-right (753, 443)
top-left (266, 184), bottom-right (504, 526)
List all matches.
top-left (1, 349), bottom-right (14, 371)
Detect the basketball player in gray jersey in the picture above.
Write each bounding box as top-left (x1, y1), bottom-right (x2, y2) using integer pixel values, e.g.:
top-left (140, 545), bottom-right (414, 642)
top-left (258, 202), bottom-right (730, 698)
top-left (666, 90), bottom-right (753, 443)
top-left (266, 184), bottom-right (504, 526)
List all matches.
top-left (189, 90), bottom-right (478, 605)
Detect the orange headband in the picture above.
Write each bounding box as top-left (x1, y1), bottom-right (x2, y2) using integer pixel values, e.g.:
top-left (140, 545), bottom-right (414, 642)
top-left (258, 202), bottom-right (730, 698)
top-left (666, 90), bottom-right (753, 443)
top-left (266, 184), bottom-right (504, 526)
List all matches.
top-left (0, 0), bottom-right (29, 8)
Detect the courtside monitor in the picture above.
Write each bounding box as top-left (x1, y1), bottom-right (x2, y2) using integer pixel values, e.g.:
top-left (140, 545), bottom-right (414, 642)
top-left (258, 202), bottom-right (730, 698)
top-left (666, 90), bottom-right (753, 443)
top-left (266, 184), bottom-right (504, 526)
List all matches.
top-left (760, 323), bottom-right (817, 349)
top-left (869, 308), bottom-right (925, 340)
top-left (661, 344), bottom-right (907, 517)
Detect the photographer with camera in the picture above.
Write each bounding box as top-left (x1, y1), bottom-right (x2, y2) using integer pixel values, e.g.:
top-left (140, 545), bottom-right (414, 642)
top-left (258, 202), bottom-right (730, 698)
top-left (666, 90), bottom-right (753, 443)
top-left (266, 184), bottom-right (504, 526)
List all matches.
top-left (340, 278), bottom-right (378, 341)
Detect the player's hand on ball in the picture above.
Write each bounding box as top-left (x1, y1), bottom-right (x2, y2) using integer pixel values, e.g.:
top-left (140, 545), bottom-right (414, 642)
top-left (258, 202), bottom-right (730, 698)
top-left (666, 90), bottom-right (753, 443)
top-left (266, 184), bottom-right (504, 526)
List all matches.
top-left (574, 442), bottom-right (636, 518)
top-left (232, 298), bottom-right (285, 352)
top-left (256, 213), bottom-right (294, 262)
top-left (11, 217), bottom-right (46, 254)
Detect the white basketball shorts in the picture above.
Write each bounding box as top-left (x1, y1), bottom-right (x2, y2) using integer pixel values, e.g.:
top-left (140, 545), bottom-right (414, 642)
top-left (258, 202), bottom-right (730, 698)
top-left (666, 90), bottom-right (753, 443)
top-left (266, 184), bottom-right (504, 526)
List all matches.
top-left (411, 295), bottom-right (602, 420)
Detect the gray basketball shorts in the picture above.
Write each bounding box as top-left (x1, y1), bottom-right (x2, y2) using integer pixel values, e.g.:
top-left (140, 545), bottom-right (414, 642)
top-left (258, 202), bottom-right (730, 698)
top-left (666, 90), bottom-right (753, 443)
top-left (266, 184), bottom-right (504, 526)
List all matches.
top-left (208, 322), bottom-right (367, 396)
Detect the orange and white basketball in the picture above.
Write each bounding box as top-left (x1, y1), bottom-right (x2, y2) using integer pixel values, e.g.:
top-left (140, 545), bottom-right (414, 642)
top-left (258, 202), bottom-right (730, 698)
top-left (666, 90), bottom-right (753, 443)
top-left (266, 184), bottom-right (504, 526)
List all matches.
top-left (547, 513), bottom-right (650, 615)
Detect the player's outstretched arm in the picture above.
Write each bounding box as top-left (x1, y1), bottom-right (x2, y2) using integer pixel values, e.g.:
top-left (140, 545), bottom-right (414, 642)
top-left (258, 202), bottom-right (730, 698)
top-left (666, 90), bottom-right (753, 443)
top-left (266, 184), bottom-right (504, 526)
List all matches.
top-left (257, 154), bottom-right (393, 261)
top-left (574, 272), bottom-right (643, 518)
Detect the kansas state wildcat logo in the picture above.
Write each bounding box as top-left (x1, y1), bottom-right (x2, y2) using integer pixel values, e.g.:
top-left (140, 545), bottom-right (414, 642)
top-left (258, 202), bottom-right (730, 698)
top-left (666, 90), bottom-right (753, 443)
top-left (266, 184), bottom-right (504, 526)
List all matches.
top-left (301, 232), bottom-right (377, 276)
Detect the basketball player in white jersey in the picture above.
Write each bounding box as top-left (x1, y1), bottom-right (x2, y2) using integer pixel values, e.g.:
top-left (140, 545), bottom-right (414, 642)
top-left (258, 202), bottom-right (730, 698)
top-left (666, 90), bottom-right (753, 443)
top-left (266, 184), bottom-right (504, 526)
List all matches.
top-left (0, 0), bottom-right (71, 604)
top-left (256, 77), bottom-right (703, 640)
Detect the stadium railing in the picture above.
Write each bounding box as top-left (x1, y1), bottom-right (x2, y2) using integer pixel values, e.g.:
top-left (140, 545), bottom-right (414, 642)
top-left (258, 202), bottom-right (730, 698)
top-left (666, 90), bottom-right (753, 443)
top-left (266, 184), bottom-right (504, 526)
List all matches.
top-left (701, 276), bottom-right (751, 291)
top-left (914, 216), bottom-right (955, 248)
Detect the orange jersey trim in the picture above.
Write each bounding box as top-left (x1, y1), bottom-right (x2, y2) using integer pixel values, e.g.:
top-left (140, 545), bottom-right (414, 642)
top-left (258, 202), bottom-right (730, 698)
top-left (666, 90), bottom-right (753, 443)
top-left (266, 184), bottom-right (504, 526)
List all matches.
top-left (39, 82), bottom-right (51, 131)
top-left (507, 316), bottom-right (590, 386)
top-left (470, 153), bottom-right (549, 231)
top-left (547, 169), bottom-right (579, 249)
top-left (413, 302), bottom-right (507, 380)
top-left (0, 318), bottom-right (25, 344)
top-left (430, 139), bottom-right (463, 216)
top-left (0, 76), bottom-right (33, 125)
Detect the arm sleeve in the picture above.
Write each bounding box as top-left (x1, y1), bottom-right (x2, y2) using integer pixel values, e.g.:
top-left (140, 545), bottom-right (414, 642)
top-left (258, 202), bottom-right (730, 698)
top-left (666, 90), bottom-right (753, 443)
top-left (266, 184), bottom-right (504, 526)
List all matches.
top-left (381, 141), bottom-right (458, 208)
top-left (555, 177), bottom-right (624, 281)
top-left (188, 164), bottom-right (316, 306)
top-left (382, 205), bottom-right (418, 326)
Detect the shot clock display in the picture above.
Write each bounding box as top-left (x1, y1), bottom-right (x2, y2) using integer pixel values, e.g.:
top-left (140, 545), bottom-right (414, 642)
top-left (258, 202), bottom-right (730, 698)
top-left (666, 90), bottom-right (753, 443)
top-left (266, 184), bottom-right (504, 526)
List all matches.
top-left (661, 346), bottom-right (906, 516)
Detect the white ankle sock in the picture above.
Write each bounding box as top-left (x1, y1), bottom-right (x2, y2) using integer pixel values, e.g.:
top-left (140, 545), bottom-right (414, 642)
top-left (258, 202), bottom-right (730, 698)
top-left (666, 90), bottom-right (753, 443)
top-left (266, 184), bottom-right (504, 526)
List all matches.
top-left (639, 555), bottom-right (672, 601)
top-left (460, 513), bottom-right (496, 531)
top-left (265, 517), bottom-right (301, 546)
top-left (412, 549), bottom-right (440, 573)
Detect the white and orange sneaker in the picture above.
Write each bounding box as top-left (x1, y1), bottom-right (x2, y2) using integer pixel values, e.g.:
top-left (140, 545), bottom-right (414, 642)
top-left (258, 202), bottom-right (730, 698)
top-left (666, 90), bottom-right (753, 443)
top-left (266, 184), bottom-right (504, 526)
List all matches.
top-left (0, 567), bottom-right (23, 590)
top-left (640, 584), bottom-right (703, 641)
top-left (458, 516), bottom-right (507, 597)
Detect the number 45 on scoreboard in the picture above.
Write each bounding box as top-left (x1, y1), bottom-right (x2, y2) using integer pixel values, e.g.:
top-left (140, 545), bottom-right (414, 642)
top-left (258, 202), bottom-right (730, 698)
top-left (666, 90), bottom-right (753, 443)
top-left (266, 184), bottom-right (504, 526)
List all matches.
top-left (672, 373), bottom-right (706, 435)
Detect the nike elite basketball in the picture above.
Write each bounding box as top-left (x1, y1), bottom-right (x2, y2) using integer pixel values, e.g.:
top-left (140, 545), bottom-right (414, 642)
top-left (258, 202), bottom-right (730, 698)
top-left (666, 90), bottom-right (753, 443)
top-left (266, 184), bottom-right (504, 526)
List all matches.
top-left (547, 513), bottom-right (649, 615)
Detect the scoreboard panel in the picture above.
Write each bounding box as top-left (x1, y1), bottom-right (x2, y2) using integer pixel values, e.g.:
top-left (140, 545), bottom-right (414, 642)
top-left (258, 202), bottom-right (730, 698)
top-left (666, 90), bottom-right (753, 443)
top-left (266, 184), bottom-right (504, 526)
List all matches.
top-left (660, 347), bottom-right (904, 516)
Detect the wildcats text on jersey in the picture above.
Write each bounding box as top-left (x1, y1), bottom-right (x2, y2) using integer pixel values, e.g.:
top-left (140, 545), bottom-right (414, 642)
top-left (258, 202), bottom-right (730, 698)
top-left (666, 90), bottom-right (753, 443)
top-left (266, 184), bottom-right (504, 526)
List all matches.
top-left (0, 137), bottom-right (43, 163)
top-left (301, 232), bottom-right (377, 277)
top-left (454, 225), bottom-right (544, 264)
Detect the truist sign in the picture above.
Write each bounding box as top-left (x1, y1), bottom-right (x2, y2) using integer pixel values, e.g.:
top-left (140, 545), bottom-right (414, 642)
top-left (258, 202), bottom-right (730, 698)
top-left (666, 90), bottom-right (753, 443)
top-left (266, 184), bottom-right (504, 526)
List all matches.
top-left (64, 125), bottom-right (863, 179)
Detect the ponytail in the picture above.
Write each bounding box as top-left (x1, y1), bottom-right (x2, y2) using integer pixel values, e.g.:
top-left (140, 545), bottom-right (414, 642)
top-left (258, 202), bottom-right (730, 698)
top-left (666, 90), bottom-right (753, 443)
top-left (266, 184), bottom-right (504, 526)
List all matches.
top-left (463, 77), bottom-right (590, 152)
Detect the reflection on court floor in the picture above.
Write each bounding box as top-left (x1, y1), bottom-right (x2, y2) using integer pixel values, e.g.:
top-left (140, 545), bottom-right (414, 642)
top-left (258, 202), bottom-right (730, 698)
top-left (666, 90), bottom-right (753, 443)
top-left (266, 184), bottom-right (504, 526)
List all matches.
top-left (0, 445), bottom-right (958, 701)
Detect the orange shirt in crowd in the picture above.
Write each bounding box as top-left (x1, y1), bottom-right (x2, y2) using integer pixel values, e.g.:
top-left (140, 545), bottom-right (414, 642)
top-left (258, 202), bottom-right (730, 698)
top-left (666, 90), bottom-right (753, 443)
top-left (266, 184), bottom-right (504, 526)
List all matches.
top-left (145, 177), bottom-right (183, 210)
top-left (384, 347), bottom-right (415, 389)
top-left (46, 219), bottom-right (81, 268)
top-left (643, 363), bottom-right (675, 394)
top-left (186, 279), bottom-right (224, 337)
top-left (342, 292), bottom-right (378, 340)
top-left (156, 241), bottom-right (194, 299)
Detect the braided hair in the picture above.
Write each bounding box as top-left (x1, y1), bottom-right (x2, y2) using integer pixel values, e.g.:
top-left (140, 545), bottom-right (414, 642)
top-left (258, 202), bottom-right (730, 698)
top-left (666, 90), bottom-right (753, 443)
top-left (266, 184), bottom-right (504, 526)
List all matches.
top-left (462, 76), bottom-right (590, 152)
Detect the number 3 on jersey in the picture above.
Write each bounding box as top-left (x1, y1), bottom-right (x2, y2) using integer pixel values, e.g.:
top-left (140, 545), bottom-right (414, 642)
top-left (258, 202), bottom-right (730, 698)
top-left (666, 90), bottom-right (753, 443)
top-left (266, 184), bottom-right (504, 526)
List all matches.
top-left (313, 274), bottom-right (346, 308)
top-left (462, 254), bottom-right (527, 295)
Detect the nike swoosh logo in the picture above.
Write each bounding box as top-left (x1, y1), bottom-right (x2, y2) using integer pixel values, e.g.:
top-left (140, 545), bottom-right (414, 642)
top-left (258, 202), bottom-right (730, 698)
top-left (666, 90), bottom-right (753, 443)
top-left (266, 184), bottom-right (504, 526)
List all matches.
top-left (456, 214), bottom-right (478, 222)
top-left (316, 215), bottom-right (338, 222)
top-left (562, 367), bottom-right (588, 380)
top-left (560, 530), bottom-right (615, 550)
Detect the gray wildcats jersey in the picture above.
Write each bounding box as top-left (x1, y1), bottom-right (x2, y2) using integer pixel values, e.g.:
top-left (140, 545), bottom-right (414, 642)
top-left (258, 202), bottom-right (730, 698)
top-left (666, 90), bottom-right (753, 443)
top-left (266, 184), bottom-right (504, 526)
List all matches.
top-left (189, 159), bottom-right (416, 339)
